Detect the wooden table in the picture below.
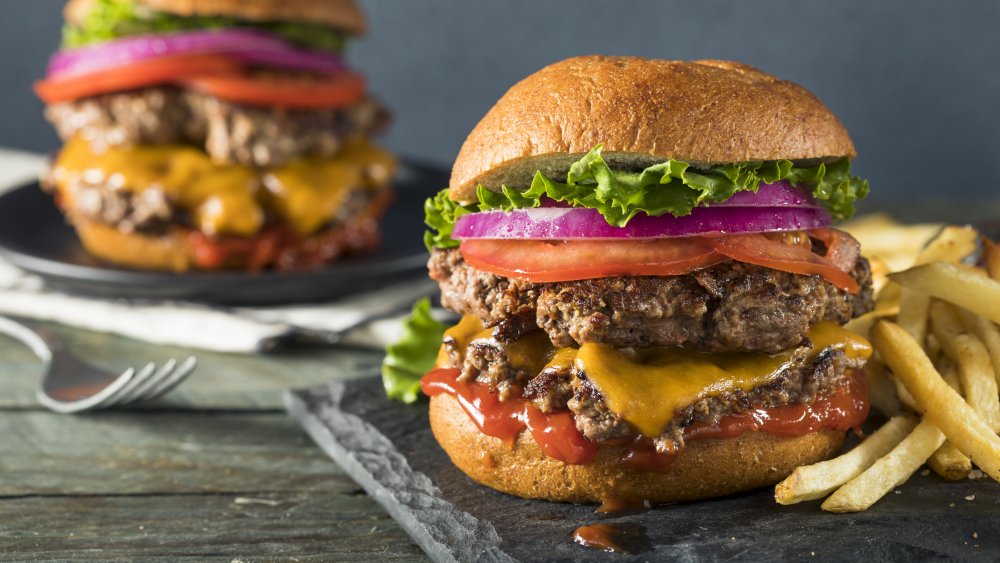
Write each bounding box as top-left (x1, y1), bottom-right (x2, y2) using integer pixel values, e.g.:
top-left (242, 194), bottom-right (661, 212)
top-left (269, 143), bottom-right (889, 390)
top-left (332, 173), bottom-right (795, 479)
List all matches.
top-left (0, 321), bottom-right (427, 560)
top-left (3, 197), bottom-right (999, 560)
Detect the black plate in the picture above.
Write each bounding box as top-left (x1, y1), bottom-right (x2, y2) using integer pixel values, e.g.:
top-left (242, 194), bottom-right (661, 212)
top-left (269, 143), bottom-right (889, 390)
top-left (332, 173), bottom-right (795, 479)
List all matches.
top-left (0, 160), bottom-right (446, 305)
top-left (287, 376), bottom-right (1000, 562)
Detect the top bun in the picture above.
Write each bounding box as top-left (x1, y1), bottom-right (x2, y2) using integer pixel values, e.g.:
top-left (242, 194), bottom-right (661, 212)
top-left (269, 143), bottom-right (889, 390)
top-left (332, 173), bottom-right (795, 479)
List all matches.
top-left (65, 0), bottom-right (367, 35)
top-left (450, 56), bottom-right (855, 204)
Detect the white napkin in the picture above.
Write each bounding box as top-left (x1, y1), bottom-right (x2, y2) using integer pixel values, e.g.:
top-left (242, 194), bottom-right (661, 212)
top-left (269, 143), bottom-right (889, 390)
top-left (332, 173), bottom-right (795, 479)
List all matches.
top-left (0, 149), bottom-right (431, 353)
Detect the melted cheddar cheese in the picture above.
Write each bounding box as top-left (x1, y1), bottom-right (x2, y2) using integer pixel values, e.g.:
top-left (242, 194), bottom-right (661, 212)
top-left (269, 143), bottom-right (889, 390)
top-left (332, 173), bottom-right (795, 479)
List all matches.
top-left (438, 316), bottom-right (872, 438)
top-left (50, 136), bottom-right (396, 237)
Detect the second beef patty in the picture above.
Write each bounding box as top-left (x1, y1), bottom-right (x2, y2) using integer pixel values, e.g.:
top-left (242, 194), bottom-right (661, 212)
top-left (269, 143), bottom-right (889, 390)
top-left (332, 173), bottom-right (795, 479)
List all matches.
top-left (429, 248), bottom-right (873, 354)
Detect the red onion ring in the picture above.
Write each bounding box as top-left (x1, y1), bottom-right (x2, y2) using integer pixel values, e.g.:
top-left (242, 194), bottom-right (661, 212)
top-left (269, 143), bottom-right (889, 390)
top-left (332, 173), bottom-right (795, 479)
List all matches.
top-left (707, 180), bottom-right (818, 207)
top-left (47, 30), bottom-right (345, 78)
top-left (453, 205), bottom-right (833, 240)
top-left (536, 181), bottom-right (818, 209)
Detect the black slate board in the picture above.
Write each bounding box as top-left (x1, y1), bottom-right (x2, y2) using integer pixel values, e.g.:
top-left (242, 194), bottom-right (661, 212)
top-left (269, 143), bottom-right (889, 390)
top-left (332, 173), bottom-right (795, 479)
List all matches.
top-left (285, 376), bottom-right (1000, 562)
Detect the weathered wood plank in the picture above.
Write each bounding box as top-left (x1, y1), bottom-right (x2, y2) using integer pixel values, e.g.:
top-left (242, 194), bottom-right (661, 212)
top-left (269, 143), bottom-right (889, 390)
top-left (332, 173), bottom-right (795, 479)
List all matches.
top-left (0, 322), bottom-right (383, 410)
top-left (0, 411), bottom-right (355, 496)
top-left (0, 491), bottom-right (427, 561)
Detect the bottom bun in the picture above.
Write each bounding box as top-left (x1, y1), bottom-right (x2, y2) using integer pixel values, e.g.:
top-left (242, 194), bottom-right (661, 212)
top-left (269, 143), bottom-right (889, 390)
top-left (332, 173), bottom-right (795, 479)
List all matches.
top-left (74, 220), bottom-right (196, 272)
top-left (71, 215), bottom-right (382, 273)
top-left (429, 393), bottom-right (845, 503)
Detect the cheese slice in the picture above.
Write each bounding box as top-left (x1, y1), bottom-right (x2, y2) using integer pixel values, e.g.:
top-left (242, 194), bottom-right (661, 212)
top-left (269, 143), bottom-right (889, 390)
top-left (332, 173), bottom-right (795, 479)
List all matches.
top-left (50, 136), bottom-right (395, 237)
top-left (439, 315), bottom-right (871, 439)
top-left (578, 322), bottom-right (870, 437)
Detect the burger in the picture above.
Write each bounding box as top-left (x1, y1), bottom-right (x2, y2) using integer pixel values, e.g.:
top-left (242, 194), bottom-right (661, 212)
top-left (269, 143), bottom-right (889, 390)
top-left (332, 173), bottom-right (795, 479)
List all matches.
top-left (417, 57), bottom-right (875, 504)
top-left (35, 0), bottom-right (395, 272)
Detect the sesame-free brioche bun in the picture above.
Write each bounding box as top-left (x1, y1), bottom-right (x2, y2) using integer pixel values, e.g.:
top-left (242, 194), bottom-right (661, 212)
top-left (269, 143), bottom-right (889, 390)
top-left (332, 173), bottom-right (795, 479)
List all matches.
top-left (429, 393), bottom-right (845, 503)
top-left (449, 56), bottom-right (856, 204)
top-left (70, 215), bottom-right (382, 272)
top-left (65, 0), bottom-right (367, 35)
top-left (73, 219), bottom-right (197, 272)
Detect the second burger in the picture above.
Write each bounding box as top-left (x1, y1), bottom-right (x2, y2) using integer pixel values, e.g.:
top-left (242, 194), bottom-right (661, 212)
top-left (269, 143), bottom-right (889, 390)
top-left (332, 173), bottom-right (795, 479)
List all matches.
top-left (36, 0), bottom-right (395, 272)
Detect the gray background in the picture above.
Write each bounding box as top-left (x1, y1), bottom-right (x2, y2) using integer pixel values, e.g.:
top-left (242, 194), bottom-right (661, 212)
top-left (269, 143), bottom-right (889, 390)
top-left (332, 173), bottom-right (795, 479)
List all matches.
top-left (1, 0), bottom-right (999, 203)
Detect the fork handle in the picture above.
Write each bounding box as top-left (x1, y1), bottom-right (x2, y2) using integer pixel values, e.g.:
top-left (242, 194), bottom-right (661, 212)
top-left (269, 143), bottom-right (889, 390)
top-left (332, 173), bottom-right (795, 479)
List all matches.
top-left (0, 317), bottom-right (53, 363)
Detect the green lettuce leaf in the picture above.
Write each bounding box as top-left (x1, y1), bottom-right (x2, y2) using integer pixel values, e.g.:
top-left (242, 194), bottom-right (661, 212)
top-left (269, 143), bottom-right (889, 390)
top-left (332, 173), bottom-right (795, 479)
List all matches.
top-left (382, 298), bottom-right (447, 404)
top-left (63, 0), bottom-right (346, 52)
top-left (426, 145), bottom-right (869, 248)
top-left (424, 189), bottom-right (477, 250)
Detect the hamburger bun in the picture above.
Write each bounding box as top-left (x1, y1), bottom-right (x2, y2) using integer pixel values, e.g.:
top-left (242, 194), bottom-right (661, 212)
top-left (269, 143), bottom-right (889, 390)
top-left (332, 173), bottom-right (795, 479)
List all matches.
top-left (450, 56), bottom-right (855, 203)
top-left (73, 219), bottom-right (196, 272)
top-left (65, 0), bottom-right (367, 35)
top-left (430, 393), bottom-right (845, 503)
top-left (70, 214), bottom-right (381, 272)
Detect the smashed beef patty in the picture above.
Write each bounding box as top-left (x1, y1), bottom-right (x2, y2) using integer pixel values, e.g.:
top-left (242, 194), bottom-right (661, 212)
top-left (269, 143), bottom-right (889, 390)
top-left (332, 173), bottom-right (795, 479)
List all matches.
top-left (429, 248), bottom-right (873, 354)
top-left (45, 87), bottom-right (389, 168)
top-left (440, 329), bottom-right (866, 454)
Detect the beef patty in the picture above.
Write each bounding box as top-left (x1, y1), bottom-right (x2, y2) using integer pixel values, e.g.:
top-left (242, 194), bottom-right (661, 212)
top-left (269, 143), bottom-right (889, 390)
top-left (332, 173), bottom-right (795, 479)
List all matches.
top-left (441, 328), bottom-right (865, 454)
top-left (44, 88), bottom-right (390, 168)
top-left (42, 168), bottom-right (386, 238)
top-left (429, 248), bottom-right (873, 354)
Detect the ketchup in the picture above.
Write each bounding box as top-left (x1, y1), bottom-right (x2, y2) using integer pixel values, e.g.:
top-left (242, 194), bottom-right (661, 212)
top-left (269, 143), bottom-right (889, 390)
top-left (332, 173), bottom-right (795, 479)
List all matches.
top-left (421, 369), bottom-right (597, 464)
top-left (421, 369), bottom-right (870, 469)
top-left (187, 191), bottom-right (393, 271)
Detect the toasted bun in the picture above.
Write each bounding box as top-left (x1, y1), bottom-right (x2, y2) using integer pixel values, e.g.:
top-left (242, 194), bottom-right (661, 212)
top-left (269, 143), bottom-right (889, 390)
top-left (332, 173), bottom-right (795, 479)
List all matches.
top-left (450, 56), bottom-right (856, 203)
top-left (430, 393), bottom-right (845, 503)
top-left (65, 0), bottom-right (367, 35)
top-left (70, 214), bottom-right (383, 272)
top-left (74, 220), bottom-right (197, 272)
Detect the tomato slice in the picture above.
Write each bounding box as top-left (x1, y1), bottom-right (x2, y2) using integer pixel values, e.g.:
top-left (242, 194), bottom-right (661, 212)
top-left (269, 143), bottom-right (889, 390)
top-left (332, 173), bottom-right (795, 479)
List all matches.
top-left (459, 238), bottom-right (726, 283)
top-left (459, 228), bottom-right (861, 292)
top-left (182, 70), bottom-right (366, 109)
top-left (808, 227), bottom-right (862, 273)
top-left (34, 55), bottom-right (241, 104)
top-left (711, 231), bottom-right (860, 293)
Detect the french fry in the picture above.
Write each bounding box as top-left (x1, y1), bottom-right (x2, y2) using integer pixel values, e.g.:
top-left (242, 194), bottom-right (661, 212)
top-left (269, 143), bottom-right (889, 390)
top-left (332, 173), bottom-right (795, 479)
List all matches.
top-left (890, 262), bottom-right (1000, 326)
top-left (821, 419), bottom-right (945, 513)
top-left (871, 321), bottom-right (1000, 482)
top-left (840, 214), bottom-right (943, 272)
top-left (845, 310), bottom-right (897, 341)
top-left (929, 302), bottom-right (1000, 432)
top-left (929, 442), bottom-right (973, 481)
top-left (775, 415), bottom-right (917, 505)
top-left (927, 363), bottom-right (972, 481)
top-left (866, 359), bottom-right (901, 417)
top-left (875, 281), bottom-right (901, 315)
top-left (867, 257), bottom-right (891, 294)
top-left (956, 308), bottom-right (1000, 389)
top-left (895, 226), bottom-right (978, 354)
top-left (925, 334), bottom-right (942, 363)
top-left (914, 225), bottom-right (979, 265)
top-left (982, 236), bottom-right (1000, 280)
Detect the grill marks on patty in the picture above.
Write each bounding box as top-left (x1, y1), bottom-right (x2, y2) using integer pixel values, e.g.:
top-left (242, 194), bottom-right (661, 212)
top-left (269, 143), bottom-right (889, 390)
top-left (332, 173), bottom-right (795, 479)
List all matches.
top-left (44, 87), bottom-right (390, 168)
top-left (429, 248), bottom-right (874, 354)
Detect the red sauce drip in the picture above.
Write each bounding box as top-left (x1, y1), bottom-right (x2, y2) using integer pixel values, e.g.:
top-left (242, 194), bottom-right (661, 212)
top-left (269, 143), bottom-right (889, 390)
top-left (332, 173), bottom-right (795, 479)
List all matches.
top-left (683, 371), bottom-right (870, 442)
top-left (595, 498), bottom-right (648, 513)
top-left (480, 451), bottom-right (496, 469)
top-left (572, 523), bottom-right (651, 554)
top-left (187, 191), bottom-right (392, 271)
top-left (421, 368), bottom-right (597, 464)
top-left (421, 368), bottom-right (870, 469)
top-left (620, 436), bottom-right (678, 471)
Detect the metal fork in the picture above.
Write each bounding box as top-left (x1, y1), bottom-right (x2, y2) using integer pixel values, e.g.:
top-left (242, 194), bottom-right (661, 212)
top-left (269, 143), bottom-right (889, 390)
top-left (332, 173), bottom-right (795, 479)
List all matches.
top-left (0, 316), bottom-right (197, 414)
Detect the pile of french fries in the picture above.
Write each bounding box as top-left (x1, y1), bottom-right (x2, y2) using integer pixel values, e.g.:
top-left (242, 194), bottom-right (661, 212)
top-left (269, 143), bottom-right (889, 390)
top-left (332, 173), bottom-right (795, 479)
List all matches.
top-left (774, 215), bottom-right (1000, 512)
